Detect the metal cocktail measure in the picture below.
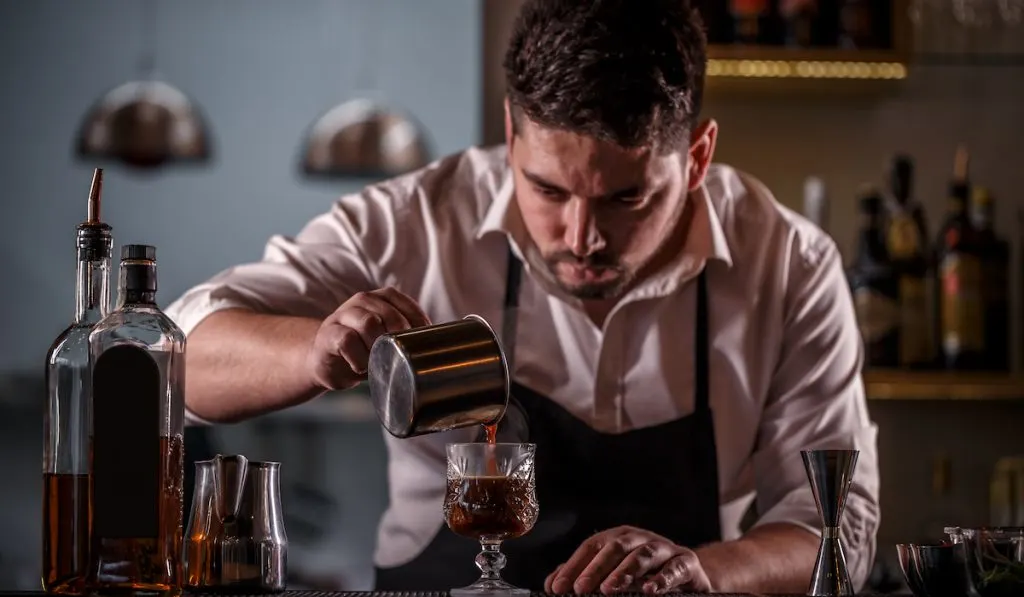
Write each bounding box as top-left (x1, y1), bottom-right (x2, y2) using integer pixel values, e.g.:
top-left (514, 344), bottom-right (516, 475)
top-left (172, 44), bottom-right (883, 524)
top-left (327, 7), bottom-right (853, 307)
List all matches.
top-left (803, 449), bottom-right (860, 597)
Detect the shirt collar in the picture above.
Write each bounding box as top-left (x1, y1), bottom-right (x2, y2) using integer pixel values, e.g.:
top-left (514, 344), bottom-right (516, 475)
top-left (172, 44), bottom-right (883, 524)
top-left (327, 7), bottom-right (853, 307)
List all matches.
top-left (475, 163), bottom-right (735, 295)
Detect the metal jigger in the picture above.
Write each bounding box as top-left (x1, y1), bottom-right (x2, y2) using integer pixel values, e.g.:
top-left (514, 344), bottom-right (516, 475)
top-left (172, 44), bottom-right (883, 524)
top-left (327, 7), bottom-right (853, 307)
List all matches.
top-left (802, 449), bottom-right (859, 597)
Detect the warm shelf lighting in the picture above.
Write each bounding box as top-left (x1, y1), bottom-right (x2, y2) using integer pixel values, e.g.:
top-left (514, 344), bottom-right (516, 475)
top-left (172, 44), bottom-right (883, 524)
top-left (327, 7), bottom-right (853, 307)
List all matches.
top-left (707, 59), bottom-right (907, 80)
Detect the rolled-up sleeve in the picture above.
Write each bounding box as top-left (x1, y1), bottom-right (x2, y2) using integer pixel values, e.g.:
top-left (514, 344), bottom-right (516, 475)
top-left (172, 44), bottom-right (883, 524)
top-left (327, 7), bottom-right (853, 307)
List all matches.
top-left (750, 234), bottom-right (880, 591)
top-left (164, 187), bottom-right (407, 425)
top-left (165, 188), bottom-right (404, 337)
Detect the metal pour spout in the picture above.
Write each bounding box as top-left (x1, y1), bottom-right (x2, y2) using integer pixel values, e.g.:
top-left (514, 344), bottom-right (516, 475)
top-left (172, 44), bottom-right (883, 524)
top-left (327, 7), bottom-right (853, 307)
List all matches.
top-left (802, 449), bottom-right (859, 597)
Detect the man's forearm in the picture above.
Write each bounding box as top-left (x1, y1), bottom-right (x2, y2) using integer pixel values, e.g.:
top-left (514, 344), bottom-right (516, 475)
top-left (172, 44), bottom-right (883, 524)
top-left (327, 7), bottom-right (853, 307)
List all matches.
top-left (695, 522), bottom-right (819, 594)
top-left (185, 309), bottom-right (325, 423)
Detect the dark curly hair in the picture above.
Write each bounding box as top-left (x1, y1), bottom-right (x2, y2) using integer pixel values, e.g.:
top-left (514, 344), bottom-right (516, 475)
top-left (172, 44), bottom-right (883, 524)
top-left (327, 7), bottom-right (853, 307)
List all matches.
top-left (503, 0), bottom-right (707, 154)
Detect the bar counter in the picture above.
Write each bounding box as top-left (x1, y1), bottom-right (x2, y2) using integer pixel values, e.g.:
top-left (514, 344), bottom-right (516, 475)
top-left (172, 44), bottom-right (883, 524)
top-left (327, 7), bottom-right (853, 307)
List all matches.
top-left (0, 592), bottom-right (909, 597)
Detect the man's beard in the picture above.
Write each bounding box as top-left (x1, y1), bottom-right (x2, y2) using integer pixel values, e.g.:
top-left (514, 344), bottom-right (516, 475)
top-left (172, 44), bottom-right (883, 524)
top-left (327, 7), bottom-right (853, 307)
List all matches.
top-left (543, 251), bottom-right (632, 300)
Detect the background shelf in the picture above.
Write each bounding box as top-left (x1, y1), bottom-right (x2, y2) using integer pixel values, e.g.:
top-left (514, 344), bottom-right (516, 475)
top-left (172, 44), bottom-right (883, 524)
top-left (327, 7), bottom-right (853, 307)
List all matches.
top-left (865, 369), bottom-right (1024, 401)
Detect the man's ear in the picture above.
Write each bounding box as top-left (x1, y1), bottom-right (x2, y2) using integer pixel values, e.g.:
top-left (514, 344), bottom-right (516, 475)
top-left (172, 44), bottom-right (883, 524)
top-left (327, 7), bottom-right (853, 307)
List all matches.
top-left (504, 98), bottom-right (515, 150)
top-left (686, 119), bottom-right (718, 191)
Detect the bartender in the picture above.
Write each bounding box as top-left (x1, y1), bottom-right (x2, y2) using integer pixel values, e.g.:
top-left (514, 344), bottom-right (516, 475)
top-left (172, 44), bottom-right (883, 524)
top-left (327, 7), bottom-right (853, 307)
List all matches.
top-left (166, 0), bottom-right (880, 593)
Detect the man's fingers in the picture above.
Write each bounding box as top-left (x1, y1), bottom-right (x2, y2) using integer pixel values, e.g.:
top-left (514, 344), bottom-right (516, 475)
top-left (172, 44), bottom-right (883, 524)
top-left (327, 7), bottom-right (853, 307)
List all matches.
top-left (315, 322), bottom-right (368, 382)
top-left (551, 539), bottom-right (603, 594)
top-left (574, 536), bottom-right (649, 594)
top-left (346, 293), bottom-right (412, 335)
top-left (375, 286), bottom-right (432, 328)
top-left (601, 542), bottom-right (674, 594)
top-left (642, 551), bottom-right (708, 594)
top-left (544, 564), bottom-right (563, 593)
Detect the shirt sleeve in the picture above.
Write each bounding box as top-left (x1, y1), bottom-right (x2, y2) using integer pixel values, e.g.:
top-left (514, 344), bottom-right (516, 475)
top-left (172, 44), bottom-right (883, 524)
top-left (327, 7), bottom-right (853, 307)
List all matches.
top-left (164, 186), bottom-right (405, 424)
top-left (749, 233), bottom-right (881, 591)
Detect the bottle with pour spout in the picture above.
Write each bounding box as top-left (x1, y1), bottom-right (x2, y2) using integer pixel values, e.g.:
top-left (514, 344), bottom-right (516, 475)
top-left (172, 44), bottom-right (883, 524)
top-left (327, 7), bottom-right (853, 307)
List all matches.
top-left (43, 169), bottom-right (112, 594)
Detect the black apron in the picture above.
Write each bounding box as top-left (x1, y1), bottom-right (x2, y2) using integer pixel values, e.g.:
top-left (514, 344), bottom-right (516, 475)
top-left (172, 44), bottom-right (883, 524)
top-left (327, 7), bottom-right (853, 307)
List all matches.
top-left (375, 247), bottom-right (722, 590)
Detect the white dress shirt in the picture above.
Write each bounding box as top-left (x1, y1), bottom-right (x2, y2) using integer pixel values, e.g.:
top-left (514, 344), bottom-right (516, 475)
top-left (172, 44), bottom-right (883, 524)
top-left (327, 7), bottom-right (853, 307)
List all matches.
top-left (166, 145), bottom-right (880, 589)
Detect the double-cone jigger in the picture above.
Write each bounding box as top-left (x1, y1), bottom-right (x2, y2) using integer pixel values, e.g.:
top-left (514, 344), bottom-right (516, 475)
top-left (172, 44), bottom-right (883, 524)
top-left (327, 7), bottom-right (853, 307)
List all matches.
top-left (802, 449), bottom-right (859, 597)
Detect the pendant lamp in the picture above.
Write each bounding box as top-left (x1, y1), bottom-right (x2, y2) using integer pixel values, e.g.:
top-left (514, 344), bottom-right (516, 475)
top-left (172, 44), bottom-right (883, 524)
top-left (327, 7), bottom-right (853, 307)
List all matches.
top-left (298, 1), bottom-right (431, 180)
top-left (300, 97), bottom-right (431, 179)
top-left (75, 0), bottom-right (212, 170)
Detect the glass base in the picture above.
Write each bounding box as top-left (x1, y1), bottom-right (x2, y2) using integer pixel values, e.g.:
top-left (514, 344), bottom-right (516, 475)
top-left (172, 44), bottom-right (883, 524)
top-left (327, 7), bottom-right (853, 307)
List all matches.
top-left (450, 579), bottom-right (529, 597)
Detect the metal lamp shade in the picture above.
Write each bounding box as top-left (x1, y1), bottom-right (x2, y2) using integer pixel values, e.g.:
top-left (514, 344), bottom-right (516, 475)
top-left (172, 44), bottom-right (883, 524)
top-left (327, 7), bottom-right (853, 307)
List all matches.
top-left (76, 80), bottom-right (212, 170)
top-left (300, 98), bottom-right (431, 179)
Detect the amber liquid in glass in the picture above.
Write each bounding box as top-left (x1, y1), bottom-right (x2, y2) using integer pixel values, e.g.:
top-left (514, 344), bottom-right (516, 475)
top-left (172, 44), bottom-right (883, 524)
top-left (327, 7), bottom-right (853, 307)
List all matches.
top-left (43, 473), bottom-right (91, 594)
top-left (87, 435), bottom-right (184, 597)
top-left (446, 476), bottom-right (537, 541)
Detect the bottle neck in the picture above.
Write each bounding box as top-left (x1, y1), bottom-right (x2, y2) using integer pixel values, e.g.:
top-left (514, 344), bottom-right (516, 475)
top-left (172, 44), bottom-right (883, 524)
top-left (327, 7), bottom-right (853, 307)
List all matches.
top-left (948, 184), bottom-right (969, 219)
top-left (857, 213), bottom-right (886, 260)
top-left (75, 250), bottom-right (111, 324)
top-left (118, 262), bottom-right (158, 307)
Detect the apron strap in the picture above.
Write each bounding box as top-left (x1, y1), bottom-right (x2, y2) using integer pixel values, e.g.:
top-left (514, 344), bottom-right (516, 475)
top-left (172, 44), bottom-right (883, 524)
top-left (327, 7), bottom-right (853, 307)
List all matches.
top-left (694, 267), bottom-right (710, 413)
top-left (503, 245), bottom-right (524, 374)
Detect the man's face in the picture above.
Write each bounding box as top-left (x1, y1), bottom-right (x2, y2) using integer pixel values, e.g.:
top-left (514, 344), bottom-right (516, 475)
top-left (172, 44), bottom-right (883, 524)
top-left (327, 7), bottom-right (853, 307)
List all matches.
top-left (506, 115), bottom-right (696, 301)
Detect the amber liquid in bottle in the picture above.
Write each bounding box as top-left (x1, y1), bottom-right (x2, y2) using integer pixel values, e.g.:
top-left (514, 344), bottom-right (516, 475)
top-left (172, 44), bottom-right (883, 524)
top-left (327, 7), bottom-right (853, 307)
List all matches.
top-left (86, 244), bottom-right (186, 597)
top-left (43, 169), bottom-right (111, 594)
top-left (87, 437), bottom-right (184, 596)
top-left (42, 473), bottom-right (91, 594)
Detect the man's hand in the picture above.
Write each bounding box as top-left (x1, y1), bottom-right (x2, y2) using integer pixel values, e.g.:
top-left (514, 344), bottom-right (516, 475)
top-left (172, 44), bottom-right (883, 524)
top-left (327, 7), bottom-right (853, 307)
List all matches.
top-left (544, 526), bottom-right (713, 595)
top-left (307, 287), bottom-right (431, 391)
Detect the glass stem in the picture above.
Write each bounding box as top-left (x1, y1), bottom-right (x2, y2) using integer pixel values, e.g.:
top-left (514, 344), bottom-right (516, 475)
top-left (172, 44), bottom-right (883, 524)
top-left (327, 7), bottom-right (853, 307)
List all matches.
top-left (475, 542), bottom-right (506, 582)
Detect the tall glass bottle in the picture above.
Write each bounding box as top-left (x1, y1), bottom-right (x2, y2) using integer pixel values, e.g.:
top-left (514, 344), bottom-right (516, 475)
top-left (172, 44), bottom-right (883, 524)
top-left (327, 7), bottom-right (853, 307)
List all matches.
top-left (935, 146), bottom-right (984, 370)
top-left (86, 244), bottom-right (186, 597)
top-left (848, 187), bottom-right (899, 368)
top-left (970, 187), bottom-right (1010, 371)
top-left (885, 154), bottom-right (933, 369)
top-left (43, 169), bottom-right (112, 594)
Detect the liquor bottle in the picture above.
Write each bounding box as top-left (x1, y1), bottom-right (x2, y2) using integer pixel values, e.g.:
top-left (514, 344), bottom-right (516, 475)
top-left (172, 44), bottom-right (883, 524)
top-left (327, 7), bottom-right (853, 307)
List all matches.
top-left (780, 0), bottom-right (818, 47)
top-left (730, 0), bottom-right (769, 44)
top-left (848, 187), bottom-right (899, 368)
top-left (970, 186), bottom-right (1010, 371)
top-left (86, 244), bottom-right (186, 597)
top-left (43, 169), bottom-right (112, 595)
top-left (935, 146), bottom-right (984, 370)
top-left (838, 0), bottom-right (873, 49)
top-left (884, 154), bottom-right (933, 369)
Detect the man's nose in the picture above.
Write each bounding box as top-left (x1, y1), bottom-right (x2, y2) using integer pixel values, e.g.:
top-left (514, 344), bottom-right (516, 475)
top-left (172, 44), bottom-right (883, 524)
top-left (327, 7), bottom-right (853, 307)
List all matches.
top-left (565, 198), bottom-right (605, 257)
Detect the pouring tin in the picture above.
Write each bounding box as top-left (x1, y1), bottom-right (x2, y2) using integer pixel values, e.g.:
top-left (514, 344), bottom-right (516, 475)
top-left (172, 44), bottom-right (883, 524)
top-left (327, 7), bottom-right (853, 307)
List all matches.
top-left (368, 314), bottom-right (510, 438)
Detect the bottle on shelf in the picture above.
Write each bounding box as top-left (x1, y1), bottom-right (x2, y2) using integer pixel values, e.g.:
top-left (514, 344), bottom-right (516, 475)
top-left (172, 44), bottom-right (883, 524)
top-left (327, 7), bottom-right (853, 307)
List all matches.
top-left (730, 0), bottom-right (769, 44)
top-left (970, 186), bottom-right (1010, 371)
top-left (86, 244), bottom-right (186, 597)
top-left (848, 186), bottom-right (899, 368)
top-left (43, 169), bottom-right (112, 595)
top-left (884, 154), bottom-right (933, 369)
top-left (838, 0), bottom-right (873, 49)
top-left (934, 145), bottom-right (984, 370)
top-left (779, 0), bottom-right (819, 47)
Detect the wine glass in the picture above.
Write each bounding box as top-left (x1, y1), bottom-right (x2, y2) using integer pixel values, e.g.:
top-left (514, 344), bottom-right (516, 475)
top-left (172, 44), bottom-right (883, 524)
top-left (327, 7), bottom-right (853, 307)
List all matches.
top-left (444, 442), bottom-right (538, 597)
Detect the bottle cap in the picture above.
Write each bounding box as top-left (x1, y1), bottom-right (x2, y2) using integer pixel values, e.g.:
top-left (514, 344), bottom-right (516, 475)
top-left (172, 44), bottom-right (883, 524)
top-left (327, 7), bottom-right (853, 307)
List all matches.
top-left (122, 244), bottom-right (156, 262)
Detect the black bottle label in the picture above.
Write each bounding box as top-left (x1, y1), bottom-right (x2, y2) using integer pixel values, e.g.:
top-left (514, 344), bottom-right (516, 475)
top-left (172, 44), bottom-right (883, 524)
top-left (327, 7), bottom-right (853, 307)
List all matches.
top-left (92, 344), bottom-right (160, 539)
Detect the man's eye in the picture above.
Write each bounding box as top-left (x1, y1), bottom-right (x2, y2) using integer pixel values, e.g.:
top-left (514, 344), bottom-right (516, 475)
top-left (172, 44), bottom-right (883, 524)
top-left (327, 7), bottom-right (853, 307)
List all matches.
top-left (613, 194), bottom-right (645, 206)
top-left (535, 185), bottom-right (563, 198)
